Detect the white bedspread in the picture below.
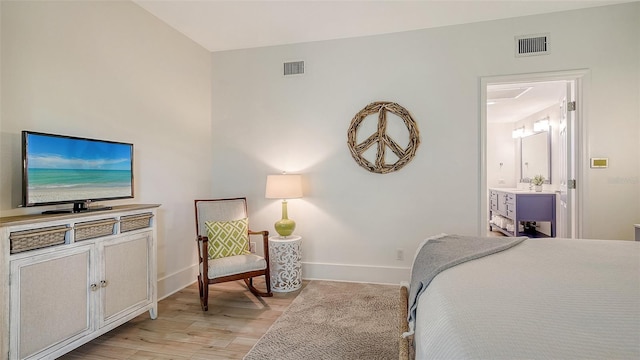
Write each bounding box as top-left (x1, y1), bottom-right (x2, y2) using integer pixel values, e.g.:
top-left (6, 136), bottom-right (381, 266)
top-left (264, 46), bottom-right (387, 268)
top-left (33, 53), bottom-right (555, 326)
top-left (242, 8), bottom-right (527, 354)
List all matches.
top-left (414, 238), bottom-right (640, 359)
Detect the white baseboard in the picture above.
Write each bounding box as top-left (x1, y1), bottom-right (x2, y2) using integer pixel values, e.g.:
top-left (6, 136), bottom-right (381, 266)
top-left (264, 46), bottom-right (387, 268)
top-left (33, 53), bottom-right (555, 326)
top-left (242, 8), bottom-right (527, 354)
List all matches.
top-left (157, 261), bottom-right (411, 298)
top-left (157, 264), bottom-right (199, 300)
top-left (302, 261), bottom-right (410, 285)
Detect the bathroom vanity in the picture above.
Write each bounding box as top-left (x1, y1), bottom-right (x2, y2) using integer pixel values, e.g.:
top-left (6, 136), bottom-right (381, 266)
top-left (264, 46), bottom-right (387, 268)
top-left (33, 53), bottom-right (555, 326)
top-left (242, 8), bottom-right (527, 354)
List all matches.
top-left (489, 188), bottom-right (556, 237)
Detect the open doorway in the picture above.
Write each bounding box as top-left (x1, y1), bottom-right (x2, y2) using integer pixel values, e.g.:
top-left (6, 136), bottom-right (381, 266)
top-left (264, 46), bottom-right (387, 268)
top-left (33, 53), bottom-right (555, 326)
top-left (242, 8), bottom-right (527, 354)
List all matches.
top-left (480, 70), bottom-right (587, 239)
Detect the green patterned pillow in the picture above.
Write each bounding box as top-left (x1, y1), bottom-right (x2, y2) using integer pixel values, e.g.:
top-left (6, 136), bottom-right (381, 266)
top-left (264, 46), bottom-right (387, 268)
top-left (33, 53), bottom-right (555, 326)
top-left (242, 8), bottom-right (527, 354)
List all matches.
top-left (205, 218), bottom-right (250, 259)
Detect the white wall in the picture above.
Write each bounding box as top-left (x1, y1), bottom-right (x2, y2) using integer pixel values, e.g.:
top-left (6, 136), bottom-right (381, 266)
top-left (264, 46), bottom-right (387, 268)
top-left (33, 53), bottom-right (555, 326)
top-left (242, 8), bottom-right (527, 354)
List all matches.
top-left (211, 2), bottom-right (639, 284)
top-left (487, 122), bottom-right (518, 188)
top-left (0, 1), bottom-right (212, 297)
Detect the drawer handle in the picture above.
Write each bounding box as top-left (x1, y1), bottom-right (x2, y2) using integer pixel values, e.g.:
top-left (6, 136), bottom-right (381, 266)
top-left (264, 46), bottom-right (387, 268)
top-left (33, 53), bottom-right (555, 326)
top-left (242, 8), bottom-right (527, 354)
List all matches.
top-left (100, 280), bottom-right (109, 288)
top-left (90, 283), bottom-right (99, 291)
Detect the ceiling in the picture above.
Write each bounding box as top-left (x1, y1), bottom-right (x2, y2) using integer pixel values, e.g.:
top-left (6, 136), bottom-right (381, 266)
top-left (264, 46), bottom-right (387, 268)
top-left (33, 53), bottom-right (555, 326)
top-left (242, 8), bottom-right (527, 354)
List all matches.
top-left (133, 0), bottom-right (626, 53)
top-left (132, 1), bottom-right (625, 123)
top-left (487, 81), bottom-right (567, 124)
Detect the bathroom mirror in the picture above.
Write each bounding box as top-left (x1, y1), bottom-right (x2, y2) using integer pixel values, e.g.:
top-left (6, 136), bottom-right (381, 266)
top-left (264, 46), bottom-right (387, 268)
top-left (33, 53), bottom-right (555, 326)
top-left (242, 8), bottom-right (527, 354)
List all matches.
top-left (520, 131), bottom-right (551, 183)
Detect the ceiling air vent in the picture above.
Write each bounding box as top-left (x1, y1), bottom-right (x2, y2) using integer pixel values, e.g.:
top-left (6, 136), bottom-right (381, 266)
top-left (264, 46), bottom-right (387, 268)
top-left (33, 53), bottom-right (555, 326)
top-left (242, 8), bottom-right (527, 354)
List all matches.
top-left (515, 34), bottom-right (549, 57)
top-left (284, 61), bottom-right (304, 76)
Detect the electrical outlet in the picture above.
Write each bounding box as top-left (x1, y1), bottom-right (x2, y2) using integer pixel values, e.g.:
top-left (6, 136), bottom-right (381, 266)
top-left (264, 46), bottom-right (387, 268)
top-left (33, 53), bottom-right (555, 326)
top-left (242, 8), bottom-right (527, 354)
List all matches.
top-left (250, 242), bottom-right (256, 253)
top-left (396, 248), bottom-right (404, 261)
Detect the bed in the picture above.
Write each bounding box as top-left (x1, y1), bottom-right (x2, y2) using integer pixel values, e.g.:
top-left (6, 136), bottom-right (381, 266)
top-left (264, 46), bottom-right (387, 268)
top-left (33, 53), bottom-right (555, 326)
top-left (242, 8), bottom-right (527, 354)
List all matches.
top-left (399, 234), bottom-right (640, 360)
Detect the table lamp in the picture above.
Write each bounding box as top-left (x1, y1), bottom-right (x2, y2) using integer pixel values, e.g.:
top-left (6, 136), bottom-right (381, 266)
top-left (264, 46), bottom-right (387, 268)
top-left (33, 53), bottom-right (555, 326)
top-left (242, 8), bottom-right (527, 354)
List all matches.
top-left (265, 174), bottom-right (303, 237)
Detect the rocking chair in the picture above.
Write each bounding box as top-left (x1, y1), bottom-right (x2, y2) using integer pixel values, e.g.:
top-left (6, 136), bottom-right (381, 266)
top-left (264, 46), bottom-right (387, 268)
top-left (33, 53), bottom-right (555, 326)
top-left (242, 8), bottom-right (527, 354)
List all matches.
top-left (194, 198), bottom-right (272, 311)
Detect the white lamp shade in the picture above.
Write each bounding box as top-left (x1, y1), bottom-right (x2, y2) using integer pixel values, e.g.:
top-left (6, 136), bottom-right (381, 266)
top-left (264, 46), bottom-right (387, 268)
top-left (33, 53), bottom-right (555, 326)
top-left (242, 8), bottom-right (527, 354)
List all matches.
top-left (265, 174), bottom-right (303, 199)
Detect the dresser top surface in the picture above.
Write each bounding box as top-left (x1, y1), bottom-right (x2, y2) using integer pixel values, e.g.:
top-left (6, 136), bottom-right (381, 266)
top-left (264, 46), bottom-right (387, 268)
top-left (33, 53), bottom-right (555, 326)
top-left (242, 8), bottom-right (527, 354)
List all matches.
top-left (0, 204), bottom-right (160, 227)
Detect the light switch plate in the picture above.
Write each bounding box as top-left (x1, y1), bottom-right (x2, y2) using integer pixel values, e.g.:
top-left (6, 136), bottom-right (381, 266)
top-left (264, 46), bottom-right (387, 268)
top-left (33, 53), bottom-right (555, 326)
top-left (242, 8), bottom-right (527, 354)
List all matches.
top-left (590, 158), bottom-right (608, 168)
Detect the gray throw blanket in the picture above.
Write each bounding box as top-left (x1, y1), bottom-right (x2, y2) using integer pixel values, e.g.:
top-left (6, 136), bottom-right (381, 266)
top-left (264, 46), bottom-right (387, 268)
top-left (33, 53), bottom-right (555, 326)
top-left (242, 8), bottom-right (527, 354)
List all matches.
top-left (404, 234), bottom-right (526, 337)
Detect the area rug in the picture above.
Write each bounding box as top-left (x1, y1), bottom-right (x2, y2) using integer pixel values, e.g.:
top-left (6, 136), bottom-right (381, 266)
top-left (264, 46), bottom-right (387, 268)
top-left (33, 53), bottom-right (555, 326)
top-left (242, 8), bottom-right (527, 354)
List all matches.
top-left (244, 280), bottom-right (400, 360)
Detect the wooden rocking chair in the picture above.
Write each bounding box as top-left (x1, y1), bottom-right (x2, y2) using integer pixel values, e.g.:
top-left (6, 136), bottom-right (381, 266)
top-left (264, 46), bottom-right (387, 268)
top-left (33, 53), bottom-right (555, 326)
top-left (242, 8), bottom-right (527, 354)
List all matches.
top-left (194, 198), bottom-right (272, 311)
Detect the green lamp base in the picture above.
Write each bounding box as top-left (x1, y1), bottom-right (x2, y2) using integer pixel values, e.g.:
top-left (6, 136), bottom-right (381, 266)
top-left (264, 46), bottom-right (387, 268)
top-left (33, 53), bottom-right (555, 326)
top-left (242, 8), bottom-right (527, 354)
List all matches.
top-left (274, 218), bottom-right (296, 237)
top-left (274, 200), bottom-right (296, 237)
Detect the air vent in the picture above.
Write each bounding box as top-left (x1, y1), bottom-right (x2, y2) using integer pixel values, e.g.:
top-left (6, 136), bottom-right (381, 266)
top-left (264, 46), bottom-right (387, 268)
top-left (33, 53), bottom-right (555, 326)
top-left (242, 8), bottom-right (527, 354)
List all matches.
top-left (284, 61), bottom-right (304, 76)
top-left (515, 34), bottom-right (549, 57)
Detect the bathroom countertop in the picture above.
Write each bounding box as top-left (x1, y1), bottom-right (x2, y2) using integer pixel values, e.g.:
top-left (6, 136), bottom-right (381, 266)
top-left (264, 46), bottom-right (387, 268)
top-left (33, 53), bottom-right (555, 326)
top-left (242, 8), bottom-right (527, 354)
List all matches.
top-left (489, 187), bottom-right (557, 195)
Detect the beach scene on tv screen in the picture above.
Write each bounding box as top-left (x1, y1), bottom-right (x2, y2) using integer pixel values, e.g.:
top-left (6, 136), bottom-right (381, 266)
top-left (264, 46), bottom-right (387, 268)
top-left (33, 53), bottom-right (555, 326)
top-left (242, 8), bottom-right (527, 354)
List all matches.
top-left (26, 134), bottom-right (132, 204)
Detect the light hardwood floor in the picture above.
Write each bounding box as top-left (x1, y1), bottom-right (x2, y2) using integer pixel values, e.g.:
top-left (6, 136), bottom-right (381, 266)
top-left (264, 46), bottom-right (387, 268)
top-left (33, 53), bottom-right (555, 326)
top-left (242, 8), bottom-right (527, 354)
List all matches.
top-left (59, 279), bottom-right (304, 360)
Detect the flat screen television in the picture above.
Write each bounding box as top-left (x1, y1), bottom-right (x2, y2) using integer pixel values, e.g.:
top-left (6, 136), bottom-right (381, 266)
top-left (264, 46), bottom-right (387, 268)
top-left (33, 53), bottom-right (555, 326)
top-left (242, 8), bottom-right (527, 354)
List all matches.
top-left (22, 131), bottom-right (134, 213)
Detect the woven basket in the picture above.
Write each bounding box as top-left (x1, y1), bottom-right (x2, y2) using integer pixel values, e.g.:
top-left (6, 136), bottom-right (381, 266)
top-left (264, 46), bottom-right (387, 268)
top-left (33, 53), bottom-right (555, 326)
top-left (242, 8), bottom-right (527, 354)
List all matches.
top-left (75, 219), bottom-right (117, 241)
top-left (120, 213), bottom-right (153, 232)
top-left (10, 225), bottom-right (69, 254)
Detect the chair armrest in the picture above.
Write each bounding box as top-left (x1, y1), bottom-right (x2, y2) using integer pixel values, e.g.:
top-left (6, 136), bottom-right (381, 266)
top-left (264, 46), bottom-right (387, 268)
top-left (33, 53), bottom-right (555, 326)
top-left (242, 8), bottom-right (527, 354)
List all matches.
top-left (248, 230), bottom-right (270, 264)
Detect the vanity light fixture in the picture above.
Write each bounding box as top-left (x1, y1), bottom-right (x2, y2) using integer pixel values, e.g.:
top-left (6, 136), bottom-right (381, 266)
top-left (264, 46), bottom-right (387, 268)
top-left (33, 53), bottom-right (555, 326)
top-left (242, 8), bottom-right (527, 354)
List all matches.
top-left (533, 117), bottom-right (550, 132)
top-left (512, 126), bottom-right (525, 139)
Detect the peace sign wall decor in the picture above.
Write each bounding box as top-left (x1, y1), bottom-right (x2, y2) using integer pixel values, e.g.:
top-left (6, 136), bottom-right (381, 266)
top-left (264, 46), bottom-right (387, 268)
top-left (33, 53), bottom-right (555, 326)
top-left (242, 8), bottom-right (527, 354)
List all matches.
top-left (347, 101), bottom-right (420, 174)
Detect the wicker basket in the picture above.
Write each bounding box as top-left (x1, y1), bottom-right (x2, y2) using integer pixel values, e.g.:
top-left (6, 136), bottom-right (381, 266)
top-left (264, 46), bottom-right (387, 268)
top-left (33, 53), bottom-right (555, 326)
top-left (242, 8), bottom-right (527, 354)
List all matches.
top-left (75, 219), bottom-right (117, 241)
top-left (10, 225), bottom-right (69, 254)
top-left (120, 213), bottom-right (153, 232)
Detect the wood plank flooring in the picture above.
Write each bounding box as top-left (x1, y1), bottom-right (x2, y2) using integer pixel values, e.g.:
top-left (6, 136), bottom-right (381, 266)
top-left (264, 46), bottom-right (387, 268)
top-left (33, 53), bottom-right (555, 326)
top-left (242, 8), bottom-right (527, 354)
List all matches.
top-left (59, 279), bottom-right (304, 360)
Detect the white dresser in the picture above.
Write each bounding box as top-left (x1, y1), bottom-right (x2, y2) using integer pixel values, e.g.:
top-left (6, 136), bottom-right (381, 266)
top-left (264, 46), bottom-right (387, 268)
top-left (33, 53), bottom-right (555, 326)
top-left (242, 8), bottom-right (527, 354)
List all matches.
top-left (0, 204), bottom-right (159, 360)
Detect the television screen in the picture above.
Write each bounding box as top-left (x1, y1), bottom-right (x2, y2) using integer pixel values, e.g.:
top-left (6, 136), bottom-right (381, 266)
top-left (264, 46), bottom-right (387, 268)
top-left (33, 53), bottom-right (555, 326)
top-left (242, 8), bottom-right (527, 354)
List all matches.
top-left (22, 131), bottom-right (134, 209)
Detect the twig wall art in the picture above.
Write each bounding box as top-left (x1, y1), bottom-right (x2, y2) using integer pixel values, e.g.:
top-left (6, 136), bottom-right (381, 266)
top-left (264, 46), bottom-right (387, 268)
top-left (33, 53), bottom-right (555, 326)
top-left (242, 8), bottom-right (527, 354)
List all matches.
top-left (347, 101), bottom-right (420, 174)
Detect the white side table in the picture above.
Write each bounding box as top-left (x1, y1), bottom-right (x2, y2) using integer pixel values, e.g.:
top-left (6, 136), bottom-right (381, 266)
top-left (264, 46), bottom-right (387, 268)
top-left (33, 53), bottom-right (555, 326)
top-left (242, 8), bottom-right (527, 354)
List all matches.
top-left (268, 235), bottom-right (302, 292)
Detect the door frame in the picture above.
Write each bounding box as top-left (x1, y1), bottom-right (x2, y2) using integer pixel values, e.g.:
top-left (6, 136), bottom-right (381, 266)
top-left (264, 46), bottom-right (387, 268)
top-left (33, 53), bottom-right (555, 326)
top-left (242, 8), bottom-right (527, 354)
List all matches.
top-left (479, 69), bottom-right (589, 238)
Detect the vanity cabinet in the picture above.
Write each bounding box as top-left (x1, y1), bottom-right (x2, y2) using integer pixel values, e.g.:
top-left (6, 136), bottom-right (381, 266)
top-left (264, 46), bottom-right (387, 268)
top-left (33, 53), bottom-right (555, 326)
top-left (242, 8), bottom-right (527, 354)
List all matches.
top-left (489, 189), bottom-right (555, 237)
top-left (0, 204), bottom-right (159, 360)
